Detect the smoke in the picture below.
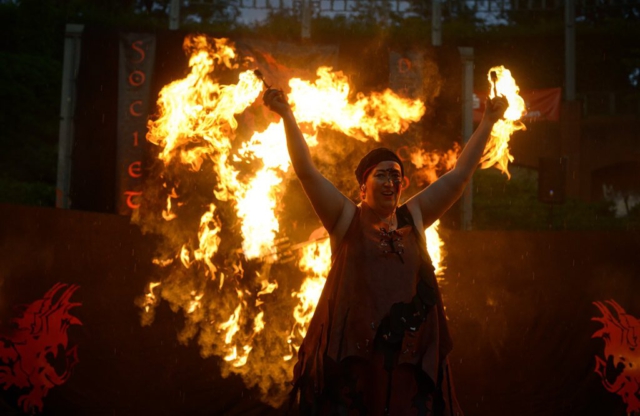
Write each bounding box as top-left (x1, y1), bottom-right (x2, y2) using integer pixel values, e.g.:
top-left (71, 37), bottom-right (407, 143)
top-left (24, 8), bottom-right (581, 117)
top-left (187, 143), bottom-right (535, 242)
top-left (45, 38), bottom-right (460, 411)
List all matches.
top-left (131, 34), bottom-right (455, 407)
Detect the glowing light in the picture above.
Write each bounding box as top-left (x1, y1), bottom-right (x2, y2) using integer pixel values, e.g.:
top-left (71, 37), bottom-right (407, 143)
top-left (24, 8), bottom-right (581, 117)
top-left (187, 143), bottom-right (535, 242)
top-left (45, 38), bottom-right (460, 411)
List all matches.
top-left (288, 67), bottom-right (425, 141)
top-left (142, 282), bottom-right (161, 313)
top-left (481, 66), bottom-right (527, 178)
top-left (425, 220), bottom-right (445, 279)
top-left (139, 33), bottom-right (525, 407)
top-left (290, 237), bottom-right (331, 352)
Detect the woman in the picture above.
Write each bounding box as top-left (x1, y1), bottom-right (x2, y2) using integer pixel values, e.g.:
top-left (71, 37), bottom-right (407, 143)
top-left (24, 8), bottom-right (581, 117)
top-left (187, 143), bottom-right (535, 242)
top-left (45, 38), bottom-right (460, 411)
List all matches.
top-left (264, 88), bottom-right (508, 416)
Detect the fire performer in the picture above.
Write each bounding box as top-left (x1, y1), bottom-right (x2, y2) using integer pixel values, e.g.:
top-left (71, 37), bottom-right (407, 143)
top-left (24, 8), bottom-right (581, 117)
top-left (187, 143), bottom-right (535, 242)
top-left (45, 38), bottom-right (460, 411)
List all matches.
top-left (264, 88), bottom-right (508, 416)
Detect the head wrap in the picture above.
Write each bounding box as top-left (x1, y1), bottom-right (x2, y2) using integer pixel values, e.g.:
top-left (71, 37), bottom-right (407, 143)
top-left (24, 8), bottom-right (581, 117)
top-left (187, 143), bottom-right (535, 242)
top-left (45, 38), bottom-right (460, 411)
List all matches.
top-left (355, 147), bottom-right (404, 186)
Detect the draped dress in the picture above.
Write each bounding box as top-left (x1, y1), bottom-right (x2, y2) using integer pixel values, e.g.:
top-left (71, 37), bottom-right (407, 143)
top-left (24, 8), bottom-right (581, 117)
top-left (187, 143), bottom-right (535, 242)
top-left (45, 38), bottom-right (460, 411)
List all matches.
top-left (292, 203), bottom-right (463, 416)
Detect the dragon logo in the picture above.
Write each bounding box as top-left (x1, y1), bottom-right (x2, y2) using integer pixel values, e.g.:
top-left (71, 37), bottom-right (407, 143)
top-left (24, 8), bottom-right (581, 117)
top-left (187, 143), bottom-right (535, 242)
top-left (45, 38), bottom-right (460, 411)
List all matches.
top-left (592, 300), bottom-right (640, 414)
top-left (0, 283), bottom-right (82, 413)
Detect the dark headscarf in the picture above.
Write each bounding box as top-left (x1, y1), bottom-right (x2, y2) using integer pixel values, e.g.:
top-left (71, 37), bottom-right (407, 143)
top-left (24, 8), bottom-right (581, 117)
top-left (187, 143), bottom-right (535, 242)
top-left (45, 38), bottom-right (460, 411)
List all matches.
top-left (355, 147), bottom-right (404, 185)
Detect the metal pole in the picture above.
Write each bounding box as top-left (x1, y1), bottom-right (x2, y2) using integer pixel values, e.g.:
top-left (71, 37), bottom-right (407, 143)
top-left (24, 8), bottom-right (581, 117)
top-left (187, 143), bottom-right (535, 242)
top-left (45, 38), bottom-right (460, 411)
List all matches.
top-left (565, 0), bottom-right (575, 101)
top-left (169, 0), bottom-right (180, 30)
top-left (301, 0), bottom-right (311, 40)
top-left (459, 47), bottom-right (474, 230)
top-left (56, 24), bottom-right (84, 209)
top-left (432, 0), bottom-right (442, 47)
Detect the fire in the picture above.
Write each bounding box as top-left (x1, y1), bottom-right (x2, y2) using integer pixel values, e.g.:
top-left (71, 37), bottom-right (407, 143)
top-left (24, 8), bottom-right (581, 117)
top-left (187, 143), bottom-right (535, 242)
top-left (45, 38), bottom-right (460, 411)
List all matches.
top-left (162, 188), bottom-right (179, 221)
top-left (235, 123), bottom-right (290, 260)
top-left (408, 144), bottom-right (460, 187)
top-left (225, 345), bottom-right (253, 368)
top-left (481, 66), bottom-right (526, 178)
top-left (187, 291), bottom-right (204, 314)
top-left (147, 38), bottom-right (261, 172)
top-left (152, 258), bottom-right (174, 267)
top-left (219, 303), bottom-right (242, 346)
top-left (253, 311), bottom-right (266, 332)
top-left (291, 271), bottom-right (327, 339)
top-left (291, 236), bottom-right (332, 343)
top-left (288, 67), bottom-right (425, 141)
top-left (142, 282), bottom-right (161, 313)
top-left (180, 244), bottom-right (191, 268)
top-left (425, 220), bottom-right (445, 279)
top-left (216, 292), bottom-right (257, 368)
top-left (192, 204), bottom-right (221, 277)
top-left (256, 279), bottom-right (278, 304)
top-left (138, 34), bottom-right (524, 407)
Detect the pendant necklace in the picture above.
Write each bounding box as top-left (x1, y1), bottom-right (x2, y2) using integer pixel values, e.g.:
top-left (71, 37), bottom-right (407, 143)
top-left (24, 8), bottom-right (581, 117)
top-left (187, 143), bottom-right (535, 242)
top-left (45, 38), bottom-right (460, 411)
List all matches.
top-left (371, 207), bottom-right (397, 231)
top-left (373, 208), bottom-right (404, 263)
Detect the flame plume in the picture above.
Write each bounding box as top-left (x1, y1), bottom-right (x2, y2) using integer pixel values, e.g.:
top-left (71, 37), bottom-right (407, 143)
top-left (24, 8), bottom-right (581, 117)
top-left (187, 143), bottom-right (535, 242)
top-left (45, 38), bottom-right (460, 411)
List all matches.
top-left (408, 144), bottom-right (460, 187)
top-left (137, 34), bottom-right (524, 407)
top-left (426, 220), bottom-right (445, 279)
top-left (236, 123), bottom-right (290, 260)
top-left (480, 66), bottom-right (527, 178)
top-left (287, 235), bottom-right (332, 357)
top-left (288, 67), bottom-right (425, 141)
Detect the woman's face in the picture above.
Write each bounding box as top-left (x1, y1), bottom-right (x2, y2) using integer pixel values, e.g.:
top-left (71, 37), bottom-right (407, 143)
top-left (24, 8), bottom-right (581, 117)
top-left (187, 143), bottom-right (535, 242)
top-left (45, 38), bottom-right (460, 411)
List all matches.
top-left (362, 160), bottom-right (403, 213)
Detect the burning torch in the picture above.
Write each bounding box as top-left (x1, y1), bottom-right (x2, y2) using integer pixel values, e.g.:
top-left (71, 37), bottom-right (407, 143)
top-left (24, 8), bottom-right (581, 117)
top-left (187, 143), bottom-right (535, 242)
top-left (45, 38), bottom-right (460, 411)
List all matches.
top-left (488, 69), bottom-right (509, 118)
top-left (253, 69), bottom-right (272, 90)
top-left (255, 69), bottom-right (288, 110)
top-left (490, 70), bottom-right (499, 98)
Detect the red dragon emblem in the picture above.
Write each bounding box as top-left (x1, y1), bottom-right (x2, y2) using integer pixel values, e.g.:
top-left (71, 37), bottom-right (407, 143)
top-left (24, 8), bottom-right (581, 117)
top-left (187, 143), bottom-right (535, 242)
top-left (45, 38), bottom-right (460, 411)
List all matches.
top-left (592, 300), bottom-right (640, 414)
top-left (0, 283), bottom-right (82, 413)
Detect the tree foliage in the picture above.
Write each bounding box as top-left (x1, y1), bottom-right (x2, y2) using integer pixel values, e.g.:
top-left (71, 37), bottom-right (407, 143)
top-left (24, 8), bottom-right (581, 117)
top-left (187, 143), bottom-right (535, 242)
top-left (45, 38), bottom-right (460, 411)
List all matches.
top-left (472, 166), bottom-right (639, 231)
top-left (1, 0), bottom-right (638, 225)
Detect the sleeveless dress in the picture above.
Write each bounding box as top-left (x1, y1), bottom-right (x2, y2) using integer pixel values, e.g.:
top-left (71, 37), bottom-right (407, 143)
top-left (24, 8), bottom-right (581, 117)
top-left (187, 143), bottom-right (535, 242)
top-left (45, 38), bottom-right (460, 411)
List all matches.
top-left (292, 203), bottom-right (463, 416)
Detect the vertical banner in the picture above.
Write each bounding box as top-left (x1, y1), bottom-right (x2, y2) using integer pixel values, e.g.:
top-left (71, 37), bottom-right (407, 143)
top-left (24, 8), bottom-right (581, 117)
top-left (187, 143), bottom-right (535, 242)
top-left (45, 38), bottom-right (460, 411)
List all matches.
top-left (389, 50), bottom-right (423, 99)
top-left (116, 33), bottom-right (156, 215)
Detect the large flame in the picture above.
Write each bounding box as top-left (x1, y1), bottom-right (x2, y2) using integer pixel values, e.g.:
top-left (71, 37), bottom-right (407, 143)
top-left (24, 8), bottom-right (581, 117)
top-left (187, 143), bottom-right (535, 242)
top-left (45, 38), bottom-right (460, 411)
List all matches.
top-left (426, 220), bottom-right (445, 279)
top-left (481, 66), bottom-right (527, 178)
top-left (288, 67), bottom-right (426, 141)
top-left (236, 123), bottom-right (290, 259)
top-left (284, 235), bottom-right (332, 360)
top-left (138, 34), bottom-right (524, 406)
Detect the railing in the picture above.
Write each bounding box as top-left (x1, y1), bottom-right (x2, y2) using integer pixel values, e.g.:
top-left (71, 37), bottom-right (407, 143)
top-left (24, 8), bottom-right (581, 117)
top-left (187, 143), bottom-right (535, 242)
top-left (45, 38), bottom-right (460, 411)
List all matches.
top-left (225, 0), bottom-right (637, 14)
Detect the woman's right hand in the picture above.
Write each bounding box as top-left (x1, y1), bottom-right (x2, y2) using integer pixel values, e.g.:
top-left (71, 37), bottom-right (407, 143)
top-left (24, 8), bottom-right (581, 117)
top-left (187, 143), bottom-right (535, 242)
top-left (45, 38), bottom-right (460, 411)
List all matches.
top-left (263, 88), bottom-right (292, 117)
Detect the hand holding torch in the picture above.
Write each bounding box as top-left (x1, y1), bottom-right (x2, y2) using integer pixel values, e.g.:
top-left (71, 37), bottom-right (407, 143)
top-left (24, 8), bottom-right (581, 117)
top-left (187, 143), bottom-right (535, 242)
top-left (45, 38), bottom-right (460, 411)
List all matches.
top-left (490, 70), bottom-right (498, 98)
top-left (255, 69), bottom-right (290, 115)
top-left (253, 69), bottom-right (272, 90)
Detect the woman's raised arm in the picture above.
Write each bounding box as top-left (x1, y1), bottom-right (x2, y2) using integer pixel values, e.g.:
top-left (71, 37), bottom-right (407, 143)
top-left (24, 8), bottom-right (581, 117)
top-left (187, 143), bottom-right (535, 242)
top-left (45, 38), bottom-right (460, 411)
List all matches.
top-left (406, 96), bottom-right (509, 228)
top-left (264, 89), bottom-right (356, 243)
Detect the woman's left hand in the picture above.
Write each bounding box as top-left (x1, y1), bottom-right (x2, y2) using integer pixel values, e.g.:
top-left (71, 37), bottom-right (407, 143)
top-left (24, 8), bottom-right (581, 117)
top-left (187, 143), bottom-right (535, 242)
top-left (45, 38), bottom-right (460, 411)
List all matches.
top-left (484, 95), bottom-right (509, 123)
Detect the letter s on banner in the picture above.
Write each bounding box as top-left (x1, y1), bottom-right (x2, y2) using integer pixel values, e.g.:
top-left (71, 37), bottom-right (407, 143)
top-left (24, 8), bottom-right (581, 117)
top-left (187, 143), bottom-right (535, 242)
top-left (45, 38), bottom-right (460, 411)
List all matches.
top-left (131, 40), bottom-right (145, 64)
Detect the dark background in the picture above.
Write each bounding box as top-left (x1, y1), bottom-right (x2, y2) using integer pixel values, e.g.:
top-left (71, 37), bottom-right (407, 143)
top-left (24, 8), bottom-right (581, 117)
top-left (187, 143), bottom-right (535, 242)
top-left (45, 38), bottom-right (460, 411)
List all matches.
top-left (1, 1), bottom-right (640, 415)
top-left (0, 203), bottom-right (638, 415)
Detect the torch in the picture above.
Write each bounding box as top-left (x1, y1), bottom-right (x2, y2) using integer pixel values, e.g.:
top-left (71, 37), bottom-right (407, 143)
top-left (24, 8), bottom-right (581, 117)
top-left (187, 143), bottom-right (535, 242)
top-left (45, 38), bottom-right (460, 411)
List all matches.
top-left (253, 69), bottom-right (272, 90)
top-left (255, 69), bottom-right (289, 109)
top-left (490, 70), bottom-right (499, 98)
